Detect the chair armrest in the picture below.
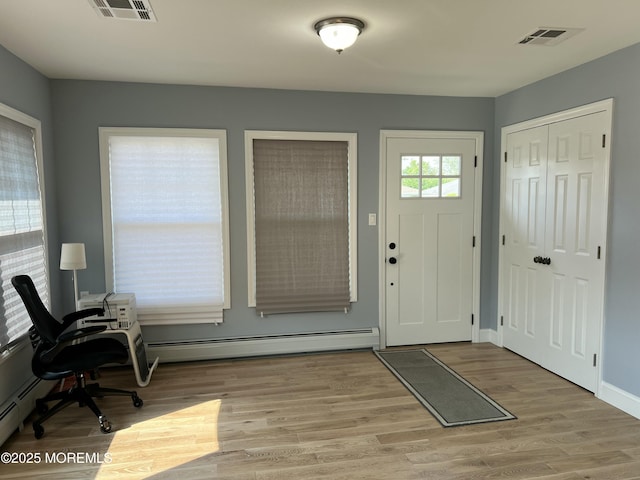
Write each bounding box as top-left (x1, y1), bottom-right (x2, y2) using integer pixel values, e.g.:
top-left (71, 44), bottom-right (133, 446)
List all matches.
top-left (58, 325), bottom-right (107, 343)
top-left (61, 308), bottom-right (105, 329)
top-left (40, 325), bottom-right (108, 363)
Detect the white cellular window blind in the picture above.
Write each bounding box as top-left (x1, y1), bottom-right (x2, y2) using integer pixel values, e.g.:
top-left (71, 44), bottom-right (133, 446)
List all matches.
top-left (100, 128), bottom-right (230, 325)
top-left (0, 104), bottom-right (48, 351)
top-left (245, 131), bottom-right (357, 315)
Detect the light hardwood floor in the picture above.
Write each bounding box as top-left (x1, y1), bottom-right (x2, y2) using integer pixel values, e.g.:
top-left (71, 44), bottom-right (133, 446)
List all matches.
top-left (3, 343), bottom-right (640, 479)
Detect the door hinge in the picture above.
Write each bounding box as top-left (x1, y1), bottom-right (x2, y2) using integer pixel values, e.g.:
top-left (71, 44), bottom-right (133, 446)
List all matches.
top-left (472, 236), bottom-right (476, 247)
top-left (502, 234), bottom-right (506, 245)
top-left (500, 315), bottom-right (504, 327)
top-left (602, 134), bottom-right (606, 148)
top-left (593, 353), bottom-right (597, 367)
top-left (597, 246), bottom-right (601, 259)
top-left (504, 151), bottom-right (508, 163)
top-left (471, 314), bottom-right (474, 326)
top-left (474, 155), bottom-right (477, 167)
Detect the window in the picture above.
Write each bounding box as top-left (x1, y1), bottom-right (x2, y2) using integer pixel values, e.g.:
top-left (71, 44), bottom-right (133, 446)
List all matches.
top-left (99, 128), bottom-right (230, 325)
top-left (245, 131), bottom-right (357, 315)
top-left (401, 154), bottom-right (462, 198)
top-left (0, 103), bottom-right (48, 352)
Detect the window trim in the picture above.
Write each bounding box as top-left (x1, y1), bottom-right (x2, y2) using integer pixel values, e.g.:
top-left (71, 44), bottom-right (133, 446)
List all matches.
top-left (244, 130), bottom-right (358, 308)
top-left (0, 102), bottom-right (49, 353)
top-left (99, 127), bottom-right (231, 324)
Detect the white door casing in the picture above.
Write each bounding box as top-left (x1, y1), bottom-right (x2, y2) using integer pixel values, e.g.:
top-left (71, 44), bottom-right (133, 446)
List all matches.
top-left (499, 99), bottom-right (613, 393)
top-left (379, 131), bottom-right (483, 348)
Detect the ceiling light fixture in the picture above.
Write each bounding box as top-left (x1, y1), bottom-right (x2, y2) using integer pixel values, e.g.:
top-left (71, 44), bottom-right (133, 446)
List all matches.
top-left (314, 17), bottom-right (365, 53)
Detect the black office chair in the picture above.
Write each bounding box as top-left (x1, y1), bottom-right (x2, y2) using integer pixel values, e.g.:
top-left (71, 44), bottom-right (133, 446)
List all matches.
top-left (11, 274), bottom-right (143, 439)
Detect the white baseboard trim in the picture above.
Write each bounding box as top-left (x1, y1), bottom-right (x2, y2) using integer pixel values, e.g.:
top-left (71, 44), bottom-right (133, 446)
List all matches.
top-left (598, 381), bottom-right (640, 420)
top-left (478, 328), bottom-right (499, 345)
top-left (147, 328), bottom-right (380, 364)
top-left (1, 377), bottom-right (55, 446)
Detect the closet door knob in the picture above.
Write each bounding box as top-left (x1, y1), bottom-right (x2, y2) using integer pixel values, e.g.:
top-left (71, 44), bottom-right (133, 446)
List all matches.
top-left (533, 256), bottom-right (551, 265)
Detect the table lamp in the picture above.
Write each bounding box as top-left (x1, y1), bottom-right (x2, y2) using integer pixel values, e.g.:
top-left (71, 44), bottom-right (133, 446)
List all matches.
top-left (60, 242), bottom-right (87, 309)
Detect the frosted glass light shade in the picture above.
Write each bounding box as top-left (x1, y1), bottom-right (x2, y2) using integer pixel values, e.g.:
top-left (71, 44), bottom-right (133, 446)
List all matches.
top-left (60, 243), bottom-right (87, 270)
top-left (315, 17), bottom-right (365, 53)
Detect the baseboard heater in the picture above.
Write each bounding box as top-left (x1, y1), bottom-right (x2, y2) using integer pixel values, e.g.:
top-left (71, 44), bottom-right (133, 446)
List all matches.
top-left (0, 377), bottom-right (55, 446)
top-left (146, 327), bottom-right (380, 363)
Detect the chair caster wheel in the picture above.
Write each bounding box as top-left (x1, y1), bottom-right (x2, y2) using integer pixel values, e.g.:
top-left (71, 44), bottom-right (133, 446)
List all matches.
top-left (33, 424), bottom-right (44, 439)
top-left (132, 395), bottom-right (143, 408)
top-left (99, 416), bottom-right (112, 434)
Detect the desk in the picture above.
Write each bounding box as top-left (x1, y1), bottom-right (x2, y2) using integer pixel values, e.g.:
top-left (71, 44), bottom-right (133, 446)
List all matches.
top-left (105, 320), bottom-right (159, 387)
top-left (78, 293), bottom-right (159, 387)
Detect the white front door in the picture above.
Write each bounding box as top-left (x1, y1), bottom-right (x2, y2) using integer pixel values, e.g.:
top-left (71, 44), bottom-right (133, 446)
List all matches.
top-left (383, 132), bottom-right (481, 346)
top-left (501, 106), bottom-right (610, 392)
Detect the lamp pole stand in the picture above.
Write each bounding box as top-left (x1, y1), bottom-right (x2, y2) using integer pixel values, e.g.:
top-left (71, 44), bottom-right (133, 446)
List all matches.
top-left (72, 268), bottom-right (80, 310)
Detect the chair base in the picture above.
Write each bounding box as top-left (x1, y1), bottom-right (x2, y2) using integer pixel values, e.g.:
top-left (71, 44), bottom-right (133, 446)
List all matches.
top-left (33, 372), bottom-right (143, 439)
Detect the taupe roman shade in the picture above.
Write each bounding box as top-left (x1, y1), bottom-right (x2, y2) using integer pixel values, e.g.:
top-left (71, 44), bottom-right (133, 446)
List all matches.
top-left (253, 139), bottom-right (350, 315)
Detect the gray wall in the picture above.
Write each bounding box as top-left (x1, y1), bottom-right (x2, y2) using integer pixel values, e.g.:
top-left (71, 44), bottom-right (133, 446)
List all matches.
top-left (494, 42), bottom-right (640, 397)
top-left (49, 80), bottom-right (495, 343)
top-left (4, 32), bottom-right (640, 401)
top-left (0, 45), bottom-right (61, 313)
top-left (0, 45), bottom-right (60, 402)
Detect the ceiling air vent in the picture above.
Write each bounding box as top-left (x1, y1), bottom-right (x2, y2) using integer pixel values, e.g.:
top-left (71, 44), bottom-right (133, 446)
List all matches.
top-left (518, 27), bottom-right (583, 46)
top-left (89, 0), bottom-right (156, 22)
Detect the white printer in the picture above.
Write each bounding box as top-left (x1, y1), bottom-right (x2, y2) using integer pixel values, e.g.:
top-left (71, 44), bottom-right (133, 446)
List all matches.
top-left (77, 293), bottom-right (137, 330)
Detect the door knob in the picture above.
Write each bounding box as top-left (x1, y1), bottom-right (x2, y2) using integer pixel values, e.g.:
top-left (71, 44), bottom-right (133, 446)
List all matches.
top-left (388, 257), bottom-right (397, 264)
top-left (533, 256), bottom-right (551, 265)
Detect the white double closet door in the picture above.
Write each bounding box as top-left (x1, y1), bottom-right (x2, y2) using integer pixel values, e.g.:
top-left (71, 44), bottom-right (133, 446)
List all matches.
top-left (500, 101), bottom-right (612, 392)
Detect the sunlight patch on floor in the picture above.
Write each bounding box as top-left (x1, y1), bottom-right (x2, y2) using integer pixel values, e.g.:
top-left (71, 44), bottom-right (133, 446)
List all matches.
top-left (96, 399), bottom-right (221, 479)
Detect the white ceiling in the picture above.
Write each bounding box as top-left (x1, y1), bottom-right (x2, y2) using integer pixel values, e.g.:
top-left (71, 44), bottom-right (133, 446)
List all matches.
top-left (1, 0), bottom-right (640, 97)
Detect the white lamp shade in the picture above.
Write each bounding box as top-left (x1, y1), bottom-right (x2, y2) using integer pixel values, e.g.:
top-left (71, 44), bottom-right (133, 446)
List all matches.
top-left (318, 23), bottom-right (361, 51)
top-left (60, 243), bottom-right (87, 270)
